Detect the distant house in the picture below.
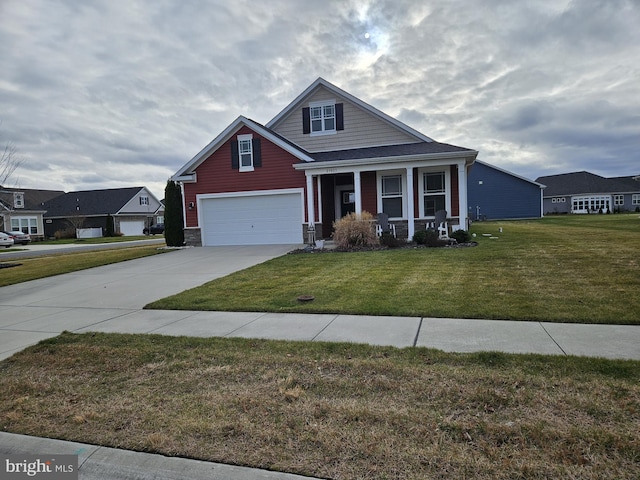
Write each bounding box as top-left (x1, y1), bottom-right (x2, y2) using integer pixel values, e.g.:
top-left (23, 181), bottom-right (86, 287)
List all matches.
top-left (42, 187), bottom-right (163, 237)
top-left (0, 187), bottom-right (65, 239)
top-left (535, 171), bottom-right (640, 214)
top-left (172, 77), bottom-right (478, 246)
top-left (467, 160), bottom-right (545, 220)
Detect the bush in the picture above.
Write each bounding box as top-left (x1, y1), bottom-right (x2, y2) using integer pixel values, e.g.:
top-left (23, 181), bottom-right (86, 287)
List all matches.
top-left (380, 231), bottom-right (403, 248)
top-left (54, 228), bottom-right (76, 240)
top-left (412, 229), bottom-right (447, 247)
top-left (332, 211), bottom-right (379, 250)
top-left (450, 229), bottom-right (472, 243)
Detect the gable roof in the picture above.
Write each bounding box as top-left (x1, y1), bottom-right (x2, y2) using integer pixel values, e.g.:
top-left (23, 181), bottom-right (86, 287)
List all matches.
top-left (473, 160), bottom-right (546, 188)
top-left (536, 171), bottom-right (640, 197)
top-left (0, 187), bottom-right (65, 211)
top-left (266, 77), bottom-right (434, 143)
top-left (172, 116), bottom-right (314, 181)
top-left (42, 187), bottom-right (149, 217)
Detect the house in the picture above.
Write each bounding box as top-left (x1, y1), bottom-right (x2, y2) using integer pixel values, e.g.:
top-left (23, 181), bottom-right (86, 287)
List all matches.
top-left (0, 187), bottom-right (65, 239)
top-left (42, 187), bottom-right (163, 237)
top-left (535, 171), bottom-right (640, 214)
top-left (172, 78), bottom-right (478, 246)
top-left (467, 160), bottom-right (545, 220)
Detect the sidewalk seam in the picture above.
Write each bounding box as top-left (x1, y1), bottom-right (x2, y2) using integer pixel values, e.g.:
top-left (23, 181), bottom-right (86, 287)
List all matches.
top-left (311, 314), bottom-right (339, 341)
top-left (413, 318), bottom-right (424, 347)
top-left (539, 322), bottom-right (567, 355)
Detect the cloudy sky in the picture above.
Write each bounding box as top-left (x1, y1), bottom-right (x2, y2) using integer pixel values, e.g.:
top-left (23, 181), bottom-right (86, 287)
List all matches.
top-left (1, 0), bottom-right (638, 199)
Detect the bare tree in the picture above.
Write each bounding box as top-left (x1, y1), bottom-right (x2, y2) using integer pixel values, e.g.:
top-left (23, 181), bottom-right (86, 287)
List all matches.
top-left (0, 127), bottom-right (23, 185)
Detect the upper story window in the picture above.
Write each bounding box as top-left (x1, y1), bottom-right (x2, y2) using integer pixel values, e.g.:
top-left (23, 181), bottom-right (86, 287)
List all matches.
top-left (231, 133), bottom-right (262, 172)
top-left (302, 101), bottom-right (344, 135)
top-left (237, 134), bottom-right (254, 172)
top-left (139, 195), bottom-right (150, 206)
top-left (310, 102), bottom-right (335, 134)
top-left (14, 192), bottom-right (24, 208)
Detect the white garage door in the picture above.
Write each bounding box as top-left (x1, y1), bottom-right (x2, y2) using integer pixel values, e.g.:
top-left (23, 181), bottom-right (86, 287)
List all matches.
top-left (200, 191), bottom-right (303, 246)
top-left (119, 220), bottom-right (145, 236)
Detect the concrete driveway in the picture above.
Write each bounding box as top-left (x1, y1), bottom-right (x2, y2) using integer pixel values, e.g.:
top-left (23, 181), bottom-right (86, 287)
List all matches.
top-left (0, 245), bottom-right (297, 359)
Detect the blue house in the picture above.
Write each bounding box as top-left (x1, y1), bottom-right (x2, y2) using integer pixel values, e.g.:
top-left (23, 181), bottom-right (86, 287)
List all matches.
top-left (467, 160), bottom-right (545, 220)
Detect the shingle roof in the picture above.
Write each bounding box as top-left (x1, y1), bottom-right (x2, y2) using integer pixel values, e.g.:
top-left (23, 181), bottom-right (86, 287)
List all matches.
top-left (0, 187), bottom-right (65, 211)
top-left (42, 187), bottom-right (145, 217)
top-left (535, 172), bottom-right (640, 196)
top-left (307, 142), bottom-right (475, 162)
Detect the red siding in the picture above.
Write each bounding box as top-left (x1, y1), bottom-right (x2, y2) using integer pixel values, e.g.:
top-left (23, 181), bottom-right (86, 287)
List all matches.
top-left (451, 165), bottom-right (459, 216)
top-left (184, 126), bottom-right (306, 227)
top-left (361, 171), bottom-right (377, 214)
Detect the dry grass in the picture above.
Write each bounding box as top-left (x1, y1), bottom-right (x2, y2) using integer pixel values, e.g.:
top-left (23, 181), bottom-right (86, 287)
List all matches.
top-left (1, 332), bottom-right (638, 479)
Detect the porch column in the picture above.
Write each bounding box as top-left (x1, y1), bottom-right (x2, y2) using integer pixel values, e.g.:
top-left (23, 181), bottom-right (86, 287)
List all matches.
top-left (406, 167), bottom-right (415, 241)
top-left (353, 170), bottom-right (362, 214)
top-left (457, 160), bottom-right (468, 229)
top-left (316, 176), bottom-right (323, 222)
top-left (306, 173), bottom-right (315, 225)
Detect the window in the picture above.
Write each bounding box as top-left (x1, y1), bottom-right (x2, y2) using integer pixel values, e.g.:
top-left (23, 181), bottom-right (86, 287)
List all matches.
top-left (423, 172), bottom-right (446, 217)
top-left (13, 192), bottom-right (24, 208)
top-left (614, 195), bottom-right (624, 206)
top-left (633, 194), bottom-right (640, 206)
top-left (11, 217), bottom-right (37, 234)
top-left (310, 103), bottom-right (335, 133)
top-left (572, 195), bottom-right (611, 213)
top-left (381, 175), bottom-right (403, 218)
top-left (231, 134), bottom-right (261, 171)
top-left (139, 196), bottom-right (149, 206)
top-left (302, 101), bottom-right (344, 135)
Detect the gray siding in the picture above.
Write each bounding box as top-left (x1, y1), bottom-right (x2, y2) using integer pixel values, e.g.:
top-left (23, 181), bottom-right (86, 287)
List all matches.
top-left (272, 86), bottom-right (418, 152)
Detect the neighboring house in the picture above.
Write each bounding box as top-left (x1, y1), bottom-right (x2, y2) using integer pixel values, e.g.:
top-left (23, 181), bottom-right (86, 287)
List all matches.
top-left (535, 171), bottom-right (640, 214)
top-left (42, 187), bottom-right (163, 237)
top-left (0, 187), bottom-right (65, 239)
top-left (172, 77), bottom-right (478, 246)
top-left (467, 160), bottom-right (545, 220)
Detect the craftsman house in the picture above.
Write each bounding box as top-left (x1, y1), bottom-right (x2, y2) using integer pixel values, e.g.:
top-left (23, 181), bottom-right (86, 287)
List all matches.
top-left (172, 78), bottom-right (478, 246)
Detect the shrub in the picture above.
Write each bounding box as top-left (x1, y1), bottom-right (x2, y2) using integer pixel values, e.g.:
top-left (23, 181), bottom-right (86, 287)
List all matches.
top-left (332, 211), bottom-right (379, 250)
top-left (54, 228), bottom-right (76, 240)
top-left (412, 229), bottom-right (447, 247)
top-left (380, 231), bottom-right (403, 248)
top-left (450, 229), bottom-right (472, 243)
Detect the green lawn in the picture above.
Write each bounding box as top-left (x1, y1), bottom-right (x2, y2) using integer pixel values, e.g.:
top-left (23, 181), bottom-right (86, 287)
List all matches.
top-left (146, 214), bottom-right (640, 324)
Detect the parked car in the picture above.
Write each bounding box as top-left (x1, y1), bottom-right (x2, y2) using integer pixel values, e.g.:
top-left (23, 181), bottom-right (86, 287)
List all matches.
top-left (143, 224), bottom-right (164, 235)
top-left (0, 232), bottom-right (15, 248)
top-left (1, 230), bottom-right (31, 245)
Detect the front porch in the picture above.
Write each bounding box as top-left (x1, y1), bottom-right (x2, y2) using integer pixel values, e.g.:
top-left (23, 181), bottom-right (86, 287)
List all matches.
top-left (297, 157), bottom-right (471, 241)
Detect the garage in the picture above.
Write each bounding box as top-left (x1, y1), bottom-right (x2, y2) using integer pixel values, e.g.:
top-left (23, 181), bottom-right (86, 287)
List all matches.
top-left (119, 220), bottom-right (145, 236)
top-left (199, 190), bottom-right (304, 246)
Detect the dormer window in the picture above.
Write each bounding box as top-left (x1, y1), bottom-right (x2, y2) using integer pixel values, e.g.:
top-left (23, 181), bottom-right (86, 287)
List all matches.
top-left (14, 192), bottom-right (24, 209)
top-left (302, 101), bottom-right (344, 135)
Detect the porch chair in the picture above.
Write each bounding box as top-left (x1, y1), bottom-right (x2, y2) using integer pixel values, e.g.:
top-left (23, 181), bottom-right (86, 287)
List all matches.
top-left (376, 212), bottom-right (396, 238)
top-left (434, 209), bottom-right (449, 240)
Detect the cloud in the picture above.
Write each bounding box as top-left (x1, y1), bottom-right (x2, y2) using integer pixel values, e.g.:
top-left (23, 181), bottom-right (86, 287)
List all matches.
top-left (0, 0), bottom-right (638, 199)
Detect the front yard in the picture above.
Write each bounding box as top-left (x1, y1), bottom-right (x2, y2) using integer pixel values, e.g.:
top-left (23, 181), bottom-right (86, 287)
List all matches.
top-left (147, 214), bottom-right (640, 324)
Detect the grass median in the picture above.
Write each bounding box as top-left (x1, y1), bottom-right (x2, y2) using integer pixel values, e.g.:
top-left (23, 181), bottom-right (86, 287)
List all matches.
top-left (1, 332), bottom-right (638, 480)
top-left (146, 214), bottom-right (640, 324)
top-left (0, 245), bottom-right (167, 287)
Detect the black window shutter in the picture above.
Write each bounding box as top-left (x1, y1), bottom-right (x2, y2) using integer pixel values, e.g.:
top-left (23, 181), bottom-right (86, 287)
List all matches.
top-left (230, 140), bottom-right (239, 169)
top-left (336, 103), bottom-right (344, 130)
top-left (252, 138), bottom-right (261, 167)
top-left (302, 107), bottom-right (310, 134)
